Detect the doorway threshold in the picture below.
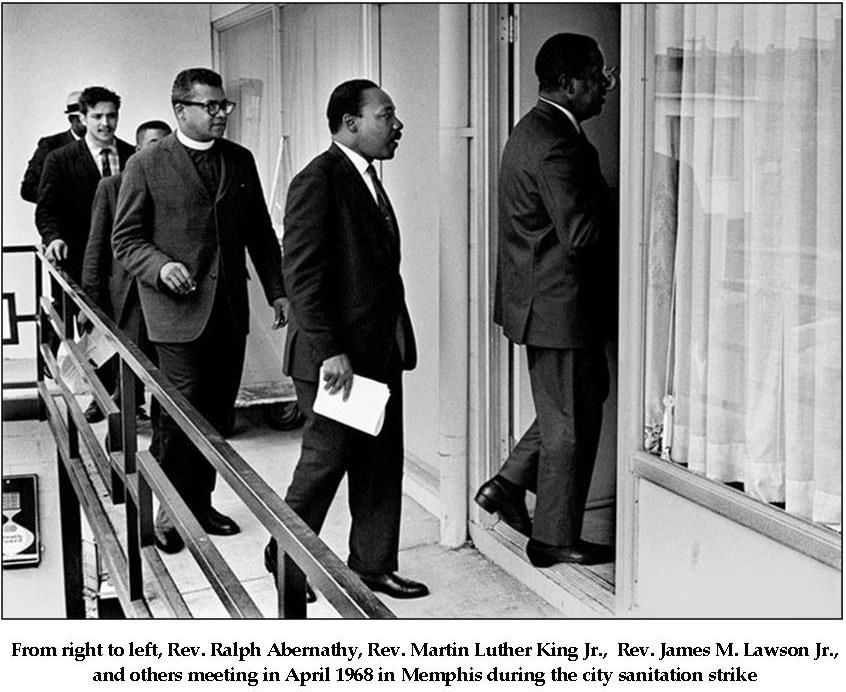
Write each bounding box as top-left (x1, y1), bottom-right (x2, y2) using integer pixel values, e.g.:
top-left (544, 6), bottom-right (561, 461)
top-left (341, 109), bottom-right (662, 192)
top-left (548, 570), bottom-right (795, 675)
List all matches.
top-left (469, 512), bottom-right (615, 618)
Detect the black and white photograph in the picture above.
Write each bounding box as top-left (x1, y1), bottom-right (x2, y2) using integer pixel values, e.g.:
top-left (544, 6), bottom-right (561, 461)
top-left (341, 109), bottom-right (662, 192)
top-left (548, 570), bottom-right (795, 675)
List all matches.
top-left (1, 3), bottom-right (842, 683)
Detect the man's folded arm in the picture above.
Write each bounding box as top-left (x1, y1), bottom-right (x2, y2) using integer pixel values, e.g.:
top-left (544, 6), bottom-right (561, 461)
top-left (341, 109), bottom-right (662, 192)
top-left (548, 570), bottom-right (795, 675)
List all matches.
top-left (539, 144), bottom-right (606, 253)
top-left (112, 157), bottom-right (172, 288)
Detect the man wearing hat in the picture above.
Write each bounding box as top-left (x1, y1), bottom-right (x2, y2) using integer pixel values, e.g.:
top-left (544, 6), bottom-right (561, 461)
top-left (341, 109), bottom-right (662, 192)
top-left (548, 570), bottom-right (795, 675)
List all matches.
top-left (20, 91), bottom-right (87, 203)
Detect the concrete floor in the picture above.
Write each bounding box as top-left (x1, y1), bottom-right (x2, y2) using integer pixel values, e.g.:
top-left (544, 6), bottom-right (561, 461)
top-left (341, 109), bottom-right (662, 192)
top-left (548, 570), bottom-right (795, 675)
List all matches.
top-left (2, 384), bottom-right (561, 618)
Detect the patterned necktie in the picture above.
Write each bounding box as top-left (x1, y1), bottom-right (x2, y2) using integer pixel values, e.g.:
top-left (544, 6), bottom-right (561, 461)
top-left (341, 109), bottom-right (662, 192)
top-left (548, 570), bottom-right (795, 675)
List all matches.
top-left (100, 148), bottom-right (112, 177)
top-left (365, 164), bottom-right (397, 240)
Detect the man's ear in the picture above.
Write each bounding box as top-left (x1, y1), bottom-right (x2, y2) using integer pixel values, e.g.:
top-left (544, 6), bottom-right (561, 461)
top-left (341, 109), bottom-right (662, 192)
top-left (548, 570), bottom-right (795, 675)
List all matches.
top-left (343, 113), bottom-right (358, 132)
top-left (558, 73), bottom-right (576, 94)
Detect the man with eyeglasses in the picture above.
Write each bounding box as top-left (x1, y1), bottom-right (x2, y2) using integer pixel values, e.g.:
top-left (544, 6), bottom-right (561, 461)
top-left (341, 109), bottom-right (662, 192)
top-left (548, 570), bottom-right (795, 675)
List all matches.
top-left (113, 68), bottom-right (286, 554)
top-left (475, 33), bottom-right (617, 567)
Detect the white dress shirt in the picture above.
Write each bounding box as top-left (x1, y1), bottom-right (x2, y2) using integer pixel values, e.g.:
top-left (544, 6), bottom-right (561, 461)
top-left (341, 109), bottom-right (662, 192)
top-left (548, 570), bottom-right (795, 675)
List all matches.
top-left (85, 133), bottom-right (120, 176)
top-left (334, 140), bottom-right (380, 204)
top-left (538, 96), bottom-right (581, 134)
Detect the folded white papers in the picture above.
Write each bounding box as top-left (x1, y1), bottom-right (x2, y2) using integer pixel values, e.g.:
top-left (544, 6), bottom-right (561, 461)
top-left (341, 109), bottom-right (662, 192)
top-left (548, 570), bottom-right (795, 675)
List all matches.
top-left (80, 327), bottom-right (117, 368)
top-left (313, 369), bottom-right (391, 436)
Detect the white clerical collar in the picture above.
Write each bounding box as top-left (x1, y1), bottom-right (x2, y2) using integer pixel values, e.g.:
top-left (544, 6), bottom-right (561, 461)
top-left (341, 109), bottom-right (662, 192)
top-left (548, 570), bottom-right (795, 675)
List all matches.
top-left (177, 129), bottom-right (215, 151)
top-left (333, 140), bottom-right (371, 175)
top-left (538, 96), bottom-right (581, 134)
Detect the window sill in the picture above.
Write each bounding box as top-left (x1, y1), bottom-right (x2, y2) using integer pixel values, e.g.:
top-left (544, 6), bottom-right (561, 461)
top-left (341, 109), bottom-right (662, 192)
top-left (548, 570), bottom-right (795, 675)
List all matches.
top-left (630, 451), bottom-right (842, 571)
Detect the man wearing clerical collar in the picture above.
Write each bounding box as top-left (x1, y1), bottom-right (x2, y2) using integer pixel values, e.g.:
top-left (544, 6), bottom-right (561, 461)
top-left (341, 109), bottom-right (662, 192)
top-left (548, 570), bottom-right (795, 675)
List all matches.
top-left (113, 68), bottom-right (286, 555)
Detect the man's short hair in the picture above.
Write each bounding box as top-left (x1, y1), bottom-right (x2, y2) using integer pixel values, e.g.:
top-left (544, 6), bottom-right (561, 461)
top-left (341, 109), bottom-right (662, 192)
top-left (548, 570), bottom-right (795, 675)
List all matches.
top-left (326, 79), bottom-right (380, 134)
top-left (535, 33), bottom-right (600, 91)
top-left (135, 120), bottom-right (172, 142)
top-left (79, 86), bottom-right (121, 113)
top-left (171, 68), bottom-right (223, 103)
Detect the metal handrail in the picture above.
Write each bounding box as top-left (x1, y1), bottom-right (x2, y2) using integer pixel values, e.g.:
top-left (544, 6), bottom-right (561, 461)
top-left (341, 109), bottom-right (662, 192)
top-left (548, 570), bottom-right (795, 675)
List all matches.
top-left (36, 252), bottom-right (393, 619)
top-left (2, 244), bottom-right (42, 390)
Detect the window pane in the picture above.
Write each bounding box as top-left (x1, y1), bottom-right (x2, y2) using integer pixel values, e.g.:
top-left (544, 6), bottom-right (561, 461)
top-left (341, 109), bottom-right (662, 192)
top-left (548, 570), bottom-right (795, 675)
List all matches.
top-left (643, 4), bottom-right (841, 528)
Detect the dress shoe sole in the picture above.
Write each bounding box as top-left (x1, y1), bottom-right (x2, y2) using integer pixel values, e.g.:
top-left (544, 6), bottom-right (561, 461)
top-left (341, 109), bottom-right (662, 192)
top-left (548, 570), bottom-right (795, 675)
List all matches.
top-left (526, 544), bottom-right (612, 567)
top-left (527, 551), bottom-right (590, 567)
top-left (199, 524), bottom-right (241, 536)
top-left (474, 488), bottom-right (532, 535)
top-left (359, 579), bottom-right (430, 600)
top-left (154, 530), bottom-right (184, 554)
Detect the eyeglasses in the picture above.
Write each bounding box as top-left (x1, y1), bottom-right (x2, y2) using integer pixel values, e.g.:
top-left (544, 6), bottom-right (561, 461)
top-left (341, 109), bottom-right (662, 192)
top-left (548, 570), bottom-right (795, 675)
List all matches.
top-left (601, 66), bottom-right (619, 92)
top-left (174, 100), bottom-right (236, 116)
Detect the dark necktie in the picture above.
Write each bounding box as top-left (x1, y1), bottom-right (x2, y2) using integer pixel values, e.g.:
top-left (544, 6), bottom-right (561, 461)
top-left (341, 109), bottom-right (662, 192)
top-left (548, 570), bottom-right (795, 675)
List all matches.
top-left (100, 148), bottom-right (112, 177)
top-left (365, 164), bottom-right (397, 240)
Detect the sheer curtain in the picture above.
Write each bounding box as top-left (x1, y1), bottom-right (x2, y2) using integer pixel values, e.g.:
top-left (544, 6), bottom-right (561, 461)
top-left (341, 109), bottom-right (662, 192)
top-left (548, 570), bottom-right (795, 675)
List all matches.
top-left (276, 3), bottom-right (369, 229)
top-left (644, 4), bottom-right (841, 527)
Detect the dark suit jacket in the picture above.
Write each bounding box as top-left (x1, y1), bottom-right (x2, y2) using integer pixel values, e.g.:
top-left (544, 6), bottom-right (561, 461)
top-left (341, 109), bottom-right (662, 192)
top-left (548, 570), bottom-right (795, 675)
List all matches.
top-left (81, 173), bottom-right (137, 326)
top-left (282, 143), bottom-right (416, 383)
top-left (494, 100), bottom-right (616, 348)
top-left (21, 129), bottom-right (76, 203)
top-left (35, 137), bottom-right (135, 280)
top-left (112, 133), bottom-right (284, 344)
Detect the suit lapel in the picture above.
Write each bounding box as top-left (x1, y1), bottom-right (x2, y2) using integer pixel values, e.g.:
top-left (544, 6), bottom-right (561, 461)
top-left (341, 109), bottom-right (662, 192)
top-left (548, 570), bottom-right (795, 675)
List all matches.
top-left (161, 134), bottom-right (212, 203)
top-left (331, 145), bottom-right (381, 217)
top-left (74, 139), bottom-right (101, 182)
top-left (330, 144), bottom-right (399, 256)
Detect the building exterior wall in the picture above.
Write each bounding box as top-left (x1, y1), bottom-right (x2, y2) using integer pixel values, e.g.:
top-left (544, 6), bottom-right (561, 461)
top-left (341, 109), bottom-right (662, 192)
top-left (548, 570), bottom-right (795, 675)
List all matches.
top-left (633, 480), bottom-right (840, 617)
top-left (1, 3), bottom-right (840, 619)
top-left (1, 3), bottom-right (212, 359)
top-left (380, 4), bottom-right (443, 504)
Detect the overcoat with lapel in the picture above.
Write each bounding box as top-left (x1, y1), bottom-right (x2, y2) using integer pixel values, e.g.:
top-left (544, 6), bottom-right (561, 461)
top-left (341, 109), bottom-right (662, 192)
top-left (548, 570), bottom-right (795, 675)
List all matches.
top-left (282, 143), bottom-right (416, 383)
top-left (111, 133), bottom-right (284, 343)
top-left (494, 99), bottom-right (617, 349)
top-left (21, 129), bottom-right (75, 203)
top-left (35, 137), bottom-right (135, 280)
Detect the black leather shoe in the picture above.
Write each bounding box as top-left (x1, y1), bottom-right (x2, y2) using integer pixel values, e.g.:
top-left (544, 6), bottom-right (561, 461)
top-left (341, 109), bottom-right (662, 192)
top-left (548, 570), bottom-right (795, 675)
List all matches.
top-left (84, 401), bottom-right (105, 423)
top-left (154, 525), bottom-right (184, 554)
top-left (263, 540), bottom-right (316, 602)
top-left (196, 507), bottom-right (240, 536)
top-left (357, 572), bottom-right (429, 599)
top-left (474, 476), bottom-right (532, 535)
top-left (526, 538), bottom-right (613, 567)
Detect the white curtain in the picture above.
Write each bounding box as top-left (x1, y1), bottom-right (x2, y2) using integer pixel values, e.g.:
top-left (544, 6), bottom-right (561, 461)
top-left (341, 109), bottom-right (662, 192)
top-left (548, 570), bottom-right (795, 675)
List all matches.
top-left (644, 4), bottom-right (841, 527)
top-left (215, 6), bottom-right (368, 403)
top-left (277, 3), bottom-right (369, 230)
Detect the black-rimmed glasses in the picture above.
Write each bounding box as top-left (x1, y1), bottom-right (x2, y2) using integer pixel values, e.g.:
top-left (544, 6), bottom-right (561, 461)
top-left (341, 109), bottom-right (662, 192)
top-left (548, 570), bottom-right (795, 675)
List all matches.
top-left (174, 100), bottom-right (237, 116)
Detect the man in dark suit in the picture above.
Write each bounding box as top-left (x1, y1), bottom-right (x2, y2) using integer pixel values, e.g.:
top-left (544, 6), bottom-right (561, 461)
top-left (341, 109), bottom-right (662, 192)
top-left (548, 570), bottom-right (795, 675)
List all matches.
top-left (80, 120), bottom-right (173, 419)
top-left (113, 68), bottom-right (286, 554)
top-left (36, 86), bottom-right (134, 421)
top-left (36, 86), bottom-right (134, 280)
top-left (20, 91), bottom-right (86, 203)
top-left (266, 79), bottom-right (428, 600)
top-left (475, 34), bottom-right (617, 567)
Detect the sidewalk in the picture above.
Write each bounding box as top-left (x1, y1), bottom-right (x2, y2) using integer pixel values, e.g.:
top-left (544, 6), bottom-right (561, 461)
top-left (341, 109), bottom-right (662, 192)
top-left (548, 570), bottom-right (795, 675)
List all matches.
top-left (2, 398), bottom-right (561, 618)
